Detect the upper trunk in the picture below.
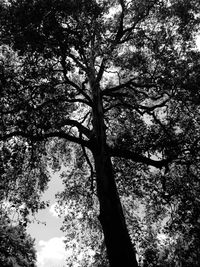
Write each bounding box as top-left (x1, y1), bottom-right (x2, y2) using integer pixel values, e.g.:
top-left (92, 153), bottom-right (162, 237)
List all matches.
top-left (91, 79), bottom-right (138, 266)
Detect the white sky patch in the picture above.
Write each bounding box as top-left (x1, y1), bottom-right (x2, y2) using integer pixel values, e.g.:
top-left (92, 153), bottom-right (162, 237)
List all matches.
top-left (103, 4), bottom-right (120, 19)
top-left (49, 203), bottom-right (60, 218)
top-left (36, 237), bottom-right (70, 267)
top-left (143, 113), bottom-right (153, 125)
top-left (196, 35), bottom-right (200, 50)
top-left (49, 202), bottom-right (79, 218)
top-left (49, 201), bottom-right (85, 220)
top-left (157, 233), bottom-right (167, 242)
top-left (157, 233), bottom-right (171, 247)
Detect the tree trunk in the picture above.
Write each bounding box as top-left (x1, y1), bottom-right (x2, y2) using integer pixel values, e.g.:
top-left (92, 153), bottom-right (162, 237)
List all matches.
top-left (91, 81), bottom-right (138, 266)
top-left (93, 151), bottom-right (138, 267)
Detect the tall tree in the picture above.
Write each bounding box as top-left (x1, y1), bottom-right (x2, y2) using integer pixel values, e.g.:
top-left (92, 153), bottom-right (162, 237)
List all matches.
top-left (0, 0), bottom-right (200, 265)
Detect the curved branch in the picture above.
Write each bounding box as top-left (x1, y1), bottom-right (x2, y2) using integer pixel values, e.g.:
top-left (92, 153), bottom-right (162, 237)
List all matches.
top-left (56, 119), bottom-right (92, 139)
top-left (66, 52), bottom-right (87, 72)
top-left (109, 147), bottom-right (171, 169)
top-left (102, 79), bottom-right (156, 96)
top-left (0, 131), bottom-right (91, 149)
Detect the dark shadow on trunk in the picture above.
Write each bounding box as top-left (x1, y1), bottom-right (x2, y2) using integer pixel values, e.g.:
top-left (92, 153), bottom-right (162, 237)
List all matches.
top-left (93, 151), bottom-right (138, 267)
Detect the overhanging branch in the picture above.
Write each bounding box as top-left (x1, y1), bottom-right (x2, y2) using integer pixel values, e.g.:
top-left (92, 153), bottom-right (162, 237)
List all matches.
top-left (0, 131), bottom-right (91, 149)
top-left (109, 147), bottom-right (171, 169)
top-left (56, 119), bottom-right (92, 139)
top-left (102, 80), bottom-right (156, 96)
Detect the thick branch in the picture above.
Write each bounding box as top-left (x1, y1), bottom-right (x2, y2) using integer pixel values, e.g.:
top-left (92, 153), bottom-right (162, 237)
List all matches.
top-left (0, 131), bottom-right (90, 148)
top-left (102, 80), bottom-right (156, 96)
top-left (137, 99), bottom-right (169, 112)
top-left (114, 0), bottom-right (125, 42)
top-left (66, 52), bottom-right (87, 72)
top-left (103, 96), bottom-right (169, 114)
top-left (96, 58), bottom-right (106, 85)
top-left (56, 119), bottom-right (92, 139)
top-left (109, 147), bottom-right (171, 169)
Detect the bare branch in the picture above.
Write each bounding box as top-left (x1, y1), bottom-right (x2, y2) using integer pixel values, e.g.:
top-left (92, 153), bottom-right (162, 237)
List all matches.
top-left (102, 79), bottom-right (156, 96)
top-left (138, 98), bottom-right (169, 112)
top-left (81, 140), bottom-right (95, 193)
top-left (109, 147), bottom-right (171, 169)
top-left (0, 131), bottom-right (91, 149)
top-left (66, 52), bottom-right (88, 72)
top-left (96, 58), bottom-right (106, 85)
top-left (81, 79), bottom-right (93, 105)
top-left (114, 0), bottom-right (125, 42)
top-left (103, 93), bottom-right (169, 114)
top-left (152, 112), bottom-right (172, 139)
top-left (56, 119), bottom-right (92, 139)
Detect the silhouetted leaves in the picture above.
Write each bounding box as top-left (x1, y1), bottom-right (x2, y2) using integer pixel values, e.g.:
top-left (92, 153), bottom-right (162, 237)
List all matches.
top-left (0, 0), bottom-right (200, 265)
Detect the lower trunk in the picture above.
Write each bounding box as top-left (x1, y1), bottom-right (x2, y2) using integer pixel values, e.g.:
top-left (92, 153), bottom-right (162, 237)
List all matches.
top-left (93, 152), bottom-right (138, 267)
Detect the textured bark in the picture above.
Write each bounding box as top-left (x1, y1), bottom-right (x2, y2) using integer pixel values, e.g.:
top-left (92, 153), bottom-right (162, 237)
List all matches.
top-left (91, 81), bottom-right (138, 266)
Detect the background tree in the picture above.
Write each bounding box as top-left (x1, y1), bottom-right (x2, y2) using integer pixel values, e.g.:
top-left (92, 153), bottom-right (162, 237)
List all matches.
top-left (0, 45), bottom-right (48, 266)
top-left (0, 0), bottom-right (200, 266)
top-left (0, 203), bottom-right (37, 267)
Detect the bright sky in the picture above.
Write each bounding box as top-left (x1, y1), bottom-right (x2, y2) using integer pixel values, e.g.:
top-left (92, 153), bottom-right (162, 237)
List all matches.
top-left (27, 172), bottom-right (66, 267)
top-left (196, 35), bottom-right (200, 49)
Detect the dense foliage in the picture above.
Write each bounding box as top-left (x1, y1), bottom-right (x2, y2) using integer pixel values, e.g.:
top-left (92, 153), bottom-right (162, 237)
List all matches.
top-left (0, 0), bottom-right (200, 266)
top-left (0, 205), bottom-right (37, 267)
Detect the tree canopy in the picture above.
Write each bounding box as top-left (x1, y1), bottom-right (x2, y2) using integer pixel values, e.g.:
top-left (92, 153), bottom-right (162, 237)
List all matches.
top-left (0, 0), bottom-right (200, 266)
